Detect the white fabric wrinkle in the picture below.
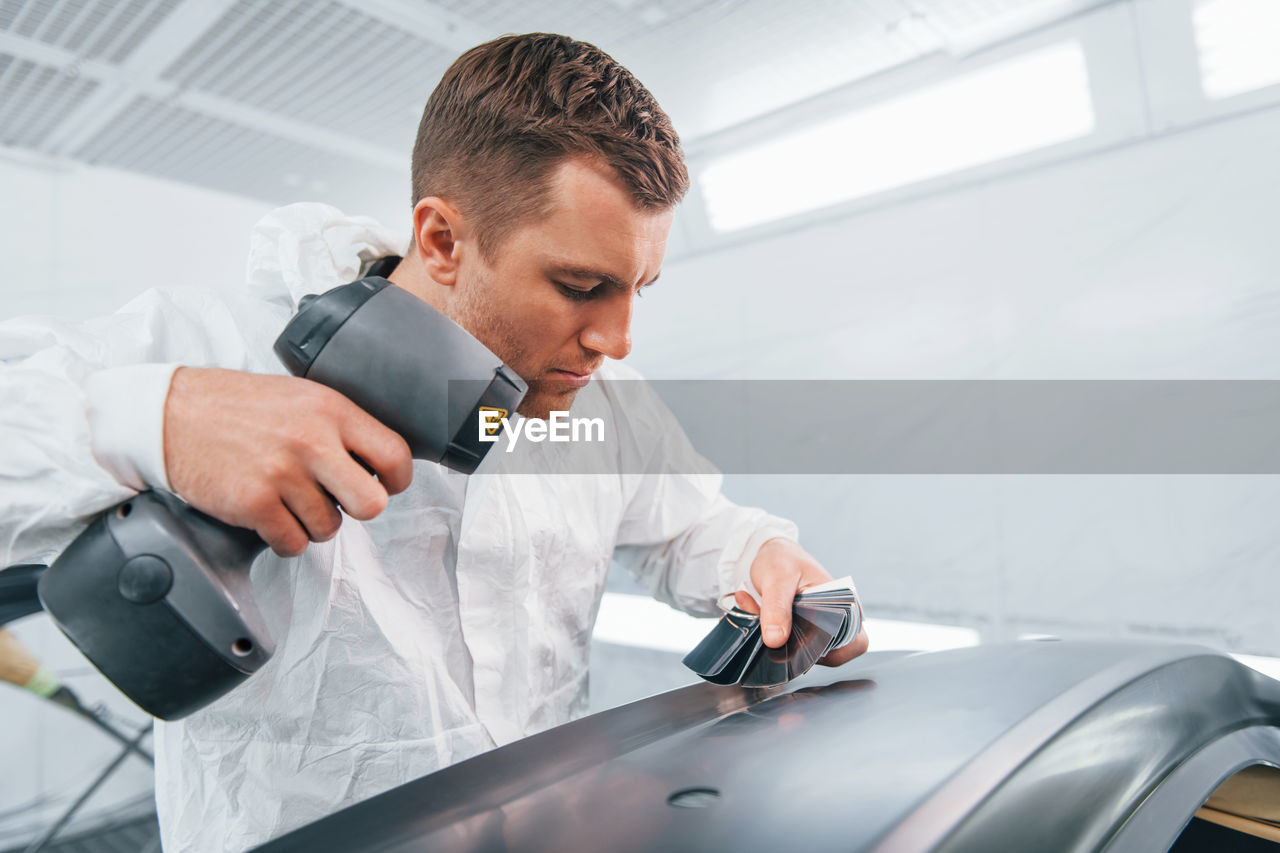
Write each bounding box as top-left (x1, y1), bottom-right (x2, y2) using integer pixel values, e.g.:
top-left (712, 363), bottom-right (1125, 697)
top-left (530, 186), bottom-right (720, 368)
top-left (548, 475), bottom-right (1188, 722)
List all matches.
top-left (2, 203), bottom-right (804, 851)
top-left (246, 203), bottom-right (407, 308)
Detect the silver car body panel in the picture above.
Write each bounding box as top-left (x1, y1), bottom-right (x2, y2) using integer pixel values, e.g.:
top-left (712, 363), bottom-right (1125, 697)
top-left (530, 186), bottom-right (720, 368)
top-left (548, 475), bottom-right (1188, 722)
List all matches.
top-left (257, 640), bottom-right (1280, 852)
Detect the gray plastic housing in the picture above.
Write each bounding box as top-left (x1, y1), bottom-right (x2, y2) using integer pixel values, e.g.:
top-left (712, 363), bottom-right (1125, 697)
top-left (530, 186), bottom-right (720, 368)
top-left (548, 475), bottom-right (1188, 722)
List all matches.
top-left (38, 491), bottom-right (271, 720)
top-left (276, 277), bottom-right (527, 473)
top-left (38, 276), bottom-right (526, 719)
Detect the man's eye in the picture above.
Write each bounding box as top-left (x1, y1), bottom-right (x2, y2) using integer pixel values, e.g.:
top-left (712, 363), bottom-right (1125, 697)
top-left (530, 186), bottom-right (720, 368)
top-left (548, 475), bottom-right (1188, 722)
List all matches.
top-left (555, 282), bottom-right (598, 301)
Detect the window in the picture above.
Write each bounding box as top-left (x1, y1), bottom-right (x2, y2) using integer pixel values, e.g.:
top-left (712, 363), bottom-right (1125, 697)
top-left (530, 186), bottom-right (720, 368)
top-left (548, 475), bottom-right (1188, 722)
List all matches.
top-left (1194, 0), bottom-right (1280, 100)
top-left (699, 41), bottom-right (1095, 233)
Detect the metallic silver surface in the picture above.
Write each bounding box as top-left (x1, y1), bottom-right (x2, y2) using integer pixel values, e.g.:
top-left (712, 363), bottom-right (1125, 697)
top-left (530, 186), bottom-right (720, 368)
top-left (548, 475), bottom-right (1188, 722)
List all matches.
top-left (256, 641), bottom-right (1280, 852)
top-left (1104, 725), bottom-right (1280, 852)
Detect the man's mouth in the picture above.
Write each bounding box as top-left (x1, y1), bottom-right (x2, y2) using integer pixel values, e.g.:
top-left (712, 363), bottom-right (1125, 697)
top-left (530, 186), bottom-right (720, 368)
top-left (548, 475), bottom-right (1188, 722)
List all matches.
top-left (546, 367), bottom-right (596, 389)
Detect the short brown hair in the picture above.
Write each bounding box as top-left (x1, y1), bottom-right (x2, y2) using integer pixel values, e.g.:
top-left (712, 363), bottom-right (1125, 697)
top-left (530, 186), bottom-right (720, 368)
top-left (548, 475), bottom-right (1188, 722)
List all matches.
top-left (410, 33), bottom-right (689, 257)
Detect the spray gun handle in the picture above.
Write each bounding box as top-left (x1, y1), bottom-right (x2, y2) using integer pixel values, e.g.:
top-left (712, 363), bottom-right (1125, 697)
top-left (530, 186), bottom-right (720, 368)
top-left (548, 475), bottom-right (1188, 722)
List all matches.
top-left (38, 491), bottom-right (274, 719)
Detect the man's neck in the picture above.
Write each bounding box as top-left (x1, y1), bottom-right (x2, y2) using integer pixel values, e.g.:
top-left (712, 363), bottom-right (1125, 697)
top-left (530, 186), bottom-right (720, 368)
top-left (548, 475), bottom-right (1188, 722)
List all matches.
top-left (387, 254), bottom-right (448, 316)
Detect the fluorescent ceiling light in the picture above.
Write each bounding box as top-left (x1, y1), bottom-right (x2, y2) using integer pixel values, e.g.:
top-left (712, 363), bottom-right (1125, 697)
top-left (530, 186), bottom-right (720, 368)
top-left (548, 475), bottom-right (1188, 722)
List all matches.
top-left (700, 41), bottom-right (1095, 233)
top-left (1193, 0), bottom-right (1280, 100)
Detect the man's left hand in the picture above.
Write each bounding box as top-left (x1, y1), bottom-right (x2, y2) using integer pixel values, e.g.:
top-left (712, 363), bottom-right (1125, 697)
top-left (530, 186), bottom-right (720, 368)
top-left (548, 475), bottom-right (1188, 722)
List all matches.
top-left (736, 538), bottom-right (869, 667)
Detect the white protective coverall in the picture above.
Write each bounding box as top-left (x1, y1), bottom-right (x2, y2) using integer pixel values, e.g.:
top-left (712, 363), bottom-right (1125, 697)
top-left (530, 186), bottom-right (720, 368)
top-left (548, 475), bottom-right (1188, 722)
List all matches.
top-left (0, 203), bottom-right (798, 851)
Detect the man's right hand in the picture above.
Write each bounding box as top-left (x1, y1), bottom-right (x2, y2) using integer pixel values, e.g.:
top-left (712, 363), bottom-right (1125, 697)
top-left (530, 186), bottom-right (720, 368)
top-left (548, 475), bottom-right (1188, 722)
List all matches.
top-left (163, 367), bottom-right (414, 557)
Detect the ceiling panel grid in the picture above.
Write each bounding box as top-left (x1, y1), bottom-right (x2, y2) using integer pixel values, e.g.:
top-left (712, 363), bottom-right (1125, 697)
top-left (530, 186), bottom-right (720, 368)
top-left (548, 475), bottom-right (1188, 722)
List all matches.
top-left (159, 0), bottom-right (449, 146)
top-left (159, 0), bottom-right (291, 88)
top-left (0, 0), bottom-right (1135, 223)
top-left (75, 93), bottom-right (404, 208)
top-left (1, 0), bottom-right (180, 62)
top-left (431, 0), bottom-right (733, 51)
top-left (430, 0), bottom-right (634, 45)
top-left (0, 54), bottom-right (98, 146)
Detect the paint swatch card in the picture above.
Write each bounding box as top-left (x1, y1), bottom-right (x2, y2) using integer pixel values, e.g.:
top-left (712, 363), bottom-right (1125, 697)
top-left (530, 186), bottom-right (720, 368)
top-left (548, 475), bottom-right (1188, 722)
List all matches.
top-left (683, 577), bottom-right (862, 688)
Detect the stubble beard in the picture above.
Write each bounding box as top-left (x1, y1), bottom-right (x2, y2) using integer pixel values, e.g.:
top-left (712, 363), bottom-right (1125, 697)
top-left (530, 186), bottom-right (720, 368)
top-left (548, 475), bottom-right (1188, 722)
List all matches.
top-left (451, 273), bottom-right (578, 420)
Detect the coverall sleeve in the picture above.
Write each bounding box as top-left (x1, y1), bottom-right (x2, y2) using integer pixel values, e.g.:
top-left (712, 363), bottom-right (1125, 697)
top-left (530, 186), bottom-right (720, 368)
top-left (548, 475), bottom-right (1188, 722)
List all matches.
top-left (607, 369), bottom-right (799, 617)
top-left (0, 288), bottom-right (280, 566)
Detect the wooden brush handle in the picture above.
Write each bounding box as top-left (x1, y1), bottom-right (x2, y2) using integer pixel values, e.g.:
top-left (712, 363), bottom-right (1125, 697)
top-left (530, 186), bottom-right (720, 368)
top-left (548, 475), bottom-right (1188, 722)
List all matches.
top-left (0, 628), bottom-right (40, 687)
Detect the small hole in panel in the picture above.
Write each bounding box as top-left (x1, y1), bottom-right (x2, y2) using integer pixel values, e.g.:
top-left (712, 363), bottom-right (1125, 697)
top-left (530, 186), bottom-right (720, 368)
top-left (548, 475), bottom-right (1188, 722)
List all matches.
top-left (667, 788), bottom-right (720, 809)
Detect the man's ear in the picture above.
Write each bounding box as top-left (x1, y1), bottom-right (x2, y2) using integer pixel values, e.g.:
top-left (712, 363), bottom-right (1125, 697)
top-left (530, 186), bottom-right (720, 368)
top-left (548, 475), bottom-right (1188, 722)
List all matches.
top-left (410, 196), bottom-right (465, 286)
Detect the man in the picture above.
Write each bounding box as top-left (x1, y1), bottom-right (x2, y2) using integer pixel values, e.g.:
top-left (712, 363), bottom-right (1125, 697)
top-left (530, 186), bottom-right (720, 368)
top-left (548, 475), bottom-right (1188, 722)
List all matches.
top-left (0, 33), bottom-right (866, 849)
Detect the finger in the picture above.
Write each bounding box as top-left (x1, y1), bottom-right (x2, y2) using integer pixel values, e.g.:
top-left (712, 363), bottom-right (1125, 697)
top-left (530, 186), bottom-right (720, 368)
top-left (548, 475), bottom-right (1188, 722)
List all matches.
top-left (758, 569), bottom-right (799, 649)
top-left (256, 500), bottom-right (312, 558)
top-left (313, 451), bottom-right (390, 521)
top-left (733, 590), bottom-right (759, 614)
top-left (819, 628), bottom-right (870, 667)
top-left (281, 480), bottom-right (343, 543)
top-left (337, 405), bottom-right (414, 496)
top-left (797, 566), bottom-right (835, 594)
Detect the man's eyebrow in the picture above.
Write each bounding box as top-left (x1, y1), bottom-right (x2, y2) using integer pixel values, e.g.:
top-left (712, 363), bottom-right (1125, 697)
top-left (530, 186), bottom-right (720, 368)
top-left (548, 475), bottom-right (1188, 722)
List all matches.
top-left (548, 265), bottom-right (661, 291)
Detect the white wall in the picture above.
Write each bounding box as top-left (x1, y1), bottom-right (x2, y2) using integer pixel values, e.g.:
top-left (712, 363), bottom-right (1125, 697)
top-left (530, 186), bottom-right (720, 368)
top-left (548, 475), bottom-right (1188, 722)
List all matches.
top-left (630, 98), bottom-right (1280, 654)
top-left (1, 153), bottom-right (273, 321)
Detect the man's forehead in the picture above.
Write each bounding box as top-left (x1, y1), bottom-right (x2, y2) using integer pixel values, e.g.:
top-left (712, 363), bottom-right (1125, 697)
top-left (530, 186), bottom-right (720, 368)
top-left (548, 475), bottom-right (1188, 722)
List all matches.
top-left (542, 157), bottom-right (673, 228)
top-left (497, 157), bottom-right (673, 283)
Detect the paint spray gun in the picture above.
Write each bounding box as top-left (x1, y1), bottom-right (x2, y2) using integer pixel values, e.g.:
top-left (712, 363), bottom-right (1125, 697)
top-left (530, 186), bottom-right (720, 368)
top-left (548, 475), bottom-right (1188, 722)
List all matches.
top-left (33, 275), bottom-right (525, 720)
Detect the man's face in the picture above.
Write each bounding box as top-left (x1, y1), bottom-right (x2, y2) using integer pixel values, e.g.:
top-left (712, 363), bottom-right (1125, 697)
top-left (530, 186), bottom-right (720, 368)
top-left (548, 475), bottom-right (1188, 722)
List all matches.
top-left (451, 158), bottom-right (673, 418)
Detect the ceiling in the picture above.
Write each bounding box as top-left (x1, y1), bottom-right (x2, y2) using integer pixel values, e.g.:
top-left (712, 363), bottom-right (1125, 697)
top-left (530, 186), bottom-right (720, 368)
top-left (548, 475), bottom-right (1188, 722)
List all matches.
top-left (0, 0), bottom-right (1110, 221)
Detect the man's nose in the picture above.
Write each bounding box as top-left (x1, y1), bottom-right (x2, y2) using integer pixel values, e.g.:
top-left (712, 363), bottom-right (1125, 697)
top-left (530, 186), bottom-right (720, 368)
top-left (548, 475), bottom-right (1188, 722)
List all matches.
top-left (580, 293), bottom-right (633, 361)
